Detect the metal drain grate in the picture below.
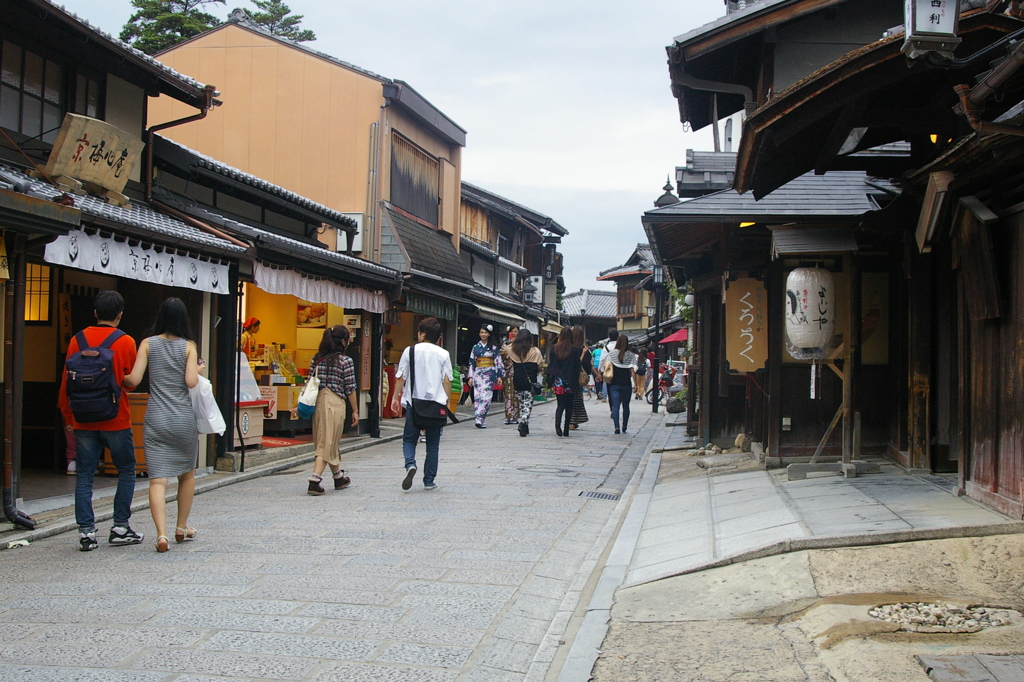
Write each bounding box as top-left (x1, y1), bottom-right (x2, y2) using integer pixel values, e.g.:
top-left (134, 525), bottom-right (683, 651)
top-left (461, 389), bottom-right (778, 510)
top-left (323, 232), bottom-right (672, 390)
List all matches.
top-left (579, 491), bottom-right (621, 501)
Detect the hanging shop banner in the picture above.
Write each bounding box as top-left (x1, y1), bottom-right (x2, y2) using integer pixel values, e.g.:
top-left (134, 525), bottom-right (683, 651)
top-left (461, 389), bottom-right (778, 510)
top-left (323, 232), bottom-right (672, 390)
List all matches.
top-left (724, 277), bottom-right (768, 372)
top-left (44, 230), bottom-right (230, 295)
top-left (254, 262), bottom-right (387, 314)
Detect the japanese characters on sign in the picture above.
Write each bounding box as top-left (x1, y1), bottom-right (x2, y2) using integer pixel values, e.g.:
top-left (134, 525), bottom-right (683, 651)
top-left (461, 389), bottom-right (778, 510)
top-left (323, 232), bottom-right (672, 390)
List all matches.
top-left (724, 277), bottom-right (768, 373)
top-left (903, 0), bottom-right (961, 59)
top-left (43, 230), bottom-right (230, 295)
top-left (45, 114), bottom-right (144, 194)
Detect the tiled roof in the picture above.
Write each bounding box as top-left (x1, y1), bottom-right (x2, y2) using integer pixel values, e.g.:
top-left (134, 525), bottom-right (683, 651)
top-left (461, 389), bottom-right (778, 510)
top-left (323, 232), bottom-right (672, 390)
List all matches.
top-left (461, 182), bottom-right (568, 236)
top-left (0, 163), bottom-right (245, 254)
top-left (383, 207), bottom-right (473, 285)
top-left (686, 151), bottom-right (738, 173)
top-left (154, 136), bottom-right (356, 229)
top-left (561, 290), bottom-right (617, 318)
top-left (176, 201), bottom-right (400, 282)
top-left (645, 172), bottom-right (898, 221)
top-left (673, 0), bottom-right (797, 47)
top-left (598, 244), bottom-right (655, 279)
top-left (31, 0), bottom-right (211, 104)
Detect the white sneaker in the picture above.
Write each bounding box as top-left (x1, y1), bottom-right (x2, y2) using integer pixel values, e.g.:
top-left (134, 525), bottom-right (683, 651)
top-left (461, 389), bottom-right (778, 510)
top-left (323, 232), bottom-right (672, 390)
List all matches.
top-left (66, 460), bottom-right (76, 475)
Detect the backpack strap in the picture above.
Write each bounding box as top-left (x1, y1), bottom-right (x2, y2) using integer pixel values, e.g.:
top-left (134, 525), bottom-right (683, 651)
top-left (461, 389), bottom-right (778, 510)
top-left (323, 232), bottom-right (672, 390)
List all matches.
top-left (74, 330), bottom-right (91, 353)
top-left (97, 329), bottom-right (126, 350)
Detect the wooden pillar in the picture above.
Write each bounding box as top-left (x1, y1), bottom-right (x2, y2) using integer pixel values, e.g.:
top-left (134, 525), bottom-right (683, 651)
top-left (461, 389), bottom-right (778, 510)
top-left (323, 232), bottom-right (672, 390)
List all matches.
top-left (842, 254), bottom-right (856, 462)
top-left (699, 292), bottom-right (713, 444)
top-left (908, 250), bottom-right (933, 471)
top-left (766, 262), bottom-right (783, 459)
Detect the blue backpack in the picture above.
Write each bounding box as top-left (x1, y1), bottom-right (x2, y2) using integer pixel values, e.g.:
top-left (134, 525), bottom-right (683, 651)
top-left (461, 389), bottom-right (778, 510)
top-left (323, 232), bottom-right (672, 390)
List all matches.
top-left (65, 329), bottom-right (127, 423)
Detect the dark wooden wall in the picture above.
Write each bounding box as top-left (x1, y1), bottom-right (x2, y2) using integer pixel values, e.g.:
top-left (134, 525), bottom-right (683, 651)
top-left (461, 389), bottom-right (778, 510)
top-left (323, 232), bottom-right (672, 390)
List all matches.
top-left (960, 210), bottom-right (1024, 518)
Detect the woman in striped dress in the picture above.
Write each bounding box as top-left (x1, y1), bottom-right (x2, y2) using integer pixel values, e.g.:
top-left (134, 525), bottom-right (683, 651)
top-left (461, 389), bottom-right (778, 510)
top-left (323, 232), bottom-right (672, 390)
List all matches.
top-left (569, 326), bottom-right (591, 430)
top-left (124, 298), bottom-right (201, 553)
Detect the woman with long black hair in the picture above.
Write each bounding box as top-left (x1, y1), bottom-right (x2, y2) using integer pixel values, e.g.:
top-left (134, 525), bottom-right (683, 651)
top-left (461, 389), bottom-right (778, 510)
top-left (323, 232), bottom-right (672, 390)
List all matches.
top-left (505, 328), bottom-right (543, 437)
top-left (545, 326), bottom-right (582, 437)
top-left (123, 298), bottom-right (201, 553)
top-left (568, 326), bottom-right (591, 430)
top-left (305, 325), bottom-right (359, 495)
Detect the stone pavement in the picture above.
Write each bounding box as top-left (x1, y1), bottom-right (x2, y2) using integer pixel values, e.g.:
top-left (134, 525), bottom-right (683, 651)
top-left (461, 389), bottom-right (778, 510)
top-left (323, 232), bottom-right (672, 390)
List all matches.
top-left (0, 396), bottom-right (658, 681)
top-left (558, 415), bottom-right (1024, 681)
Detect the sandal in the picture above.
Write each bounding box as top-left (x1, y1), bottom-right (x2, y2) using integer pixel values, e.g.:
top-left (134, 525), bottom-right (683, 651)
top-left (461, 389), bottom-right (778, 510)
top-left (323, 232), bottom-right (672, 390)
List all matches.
top-left (155, 536), bottom-right (169, 553)
top-left (174, 526), bottom-right (197, 543)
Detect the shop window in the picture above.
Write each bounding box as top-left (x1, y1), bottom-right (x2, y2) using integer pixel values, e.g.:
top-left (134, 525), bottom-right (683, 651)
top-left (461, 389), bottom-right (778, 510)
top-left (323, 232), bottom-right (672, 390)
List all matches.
top-left (617, 288), bottom-right (637, 317)
top-left (24, 263), bottom-right (51, 324)
top-left (391, 132), bottom-right (439, 226)
top-left (0, 40), bottom-right (65, 144)
top-left (72, 68), bottom-right (103, 120)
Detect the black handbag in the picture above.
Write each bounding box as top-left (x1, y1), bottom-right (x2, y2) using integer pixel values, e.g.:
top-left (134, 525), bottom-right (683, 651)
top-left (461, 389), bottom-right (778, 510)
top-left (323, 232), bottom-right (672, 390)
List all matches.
top-left (409, 344), bottom-right (449, 429)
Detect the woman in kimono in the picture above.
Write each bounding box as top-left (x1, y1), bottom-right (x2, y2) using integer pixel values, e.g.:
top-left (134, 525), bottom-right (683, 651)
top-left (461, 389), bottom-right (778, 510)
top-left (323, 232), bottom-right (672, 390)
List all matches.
top-left (468, 323), bottom-right (505, 428)
top-left (501, 326), bottom-right (520, 425)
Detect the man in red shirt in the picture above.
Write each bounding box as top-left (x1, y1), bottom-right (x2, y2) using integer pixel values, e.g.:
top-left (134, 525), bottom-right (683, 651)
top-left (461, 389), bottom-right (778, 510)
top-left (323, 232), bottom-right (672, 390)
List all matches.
top-left (58, 291), bottom-right (142, 551)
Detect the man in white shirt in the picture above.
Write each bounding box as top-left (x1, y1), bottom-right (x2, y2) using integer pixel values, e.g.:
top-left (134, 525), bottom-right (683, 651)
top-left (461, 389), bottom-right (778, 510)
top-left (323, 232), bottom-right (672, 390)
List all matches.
top-left (390, 317), bottom-right (453, 491)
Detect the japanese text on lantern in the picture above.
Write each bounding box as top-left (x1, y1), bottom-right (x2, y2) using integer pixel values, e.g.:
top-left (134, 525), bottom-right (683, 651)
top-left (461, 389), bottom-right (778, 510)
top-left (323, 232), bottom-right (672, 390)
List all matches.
top-left (725, 277), bottom-right (768, 372)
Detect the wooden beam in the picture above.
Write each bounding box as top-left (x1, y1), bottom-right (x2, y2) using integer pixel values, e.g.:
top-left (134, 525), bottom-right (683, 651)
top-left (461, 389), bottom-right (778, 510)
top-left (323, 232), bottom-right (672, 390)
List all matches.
top-left (814, 103), bottom-right (864, 175)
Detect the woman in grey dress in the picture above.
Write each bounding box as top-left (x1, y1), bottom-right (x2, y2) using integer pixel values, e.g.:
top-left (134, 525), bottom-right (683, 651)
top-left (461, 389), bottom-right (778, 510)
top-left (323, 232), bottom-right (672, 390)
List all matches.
top-left (124, 298), bottom-right (201, 552)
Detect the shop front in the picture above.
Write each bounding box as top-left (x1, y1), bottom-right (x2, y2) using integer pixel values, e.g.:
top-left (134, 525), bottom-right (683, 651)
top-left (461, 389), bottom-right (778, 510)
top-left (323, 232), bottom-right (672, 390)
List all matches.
top-left (14, 170), bottom-right (247, 503)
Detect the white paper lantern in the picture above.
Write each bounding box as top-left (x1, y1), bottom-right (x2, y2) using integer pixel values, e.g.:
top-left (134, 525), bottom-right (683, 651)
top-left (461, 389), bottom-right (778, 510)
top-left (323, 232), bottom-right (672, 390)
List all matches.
top-left (785, 267), bottom-right (835, 360)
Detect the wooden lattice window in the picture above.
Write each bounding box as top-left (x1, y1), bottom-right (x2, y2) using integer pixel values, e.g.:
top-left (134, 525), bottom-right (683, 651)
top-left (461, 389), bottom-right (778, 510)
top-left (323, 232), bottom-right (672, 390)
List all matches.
top-left (391, 133), bottom-right (440, 226)
top-left (25, 263), bottom-right (51, 324)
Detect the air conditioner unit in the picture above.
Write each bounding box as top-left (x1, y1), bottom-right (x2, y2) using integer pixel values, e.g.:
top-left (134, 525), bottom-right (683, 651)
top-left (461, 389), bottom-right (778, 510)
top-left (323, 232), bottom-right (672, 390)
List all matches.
top-left (339, 213), bottom-right (363, 253)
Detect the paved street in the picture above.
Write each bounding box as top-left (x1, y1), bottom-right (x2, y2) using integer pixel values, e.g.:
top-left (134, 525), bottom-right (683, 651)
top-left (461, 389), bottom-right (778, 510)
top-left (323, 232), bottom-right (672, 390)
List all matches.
top-left (0, 399), bottom-right (655, 682)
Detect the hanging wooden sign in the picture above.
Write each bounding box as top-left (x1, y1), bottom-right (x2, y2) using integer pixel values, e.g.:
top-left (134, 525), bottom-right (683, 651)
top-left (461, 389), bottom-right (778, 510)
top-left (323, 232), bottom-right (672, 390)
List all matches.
top-left (43, 114), bottom-right (144, 194)
top-left (724, 277), bottom-right (768, 372)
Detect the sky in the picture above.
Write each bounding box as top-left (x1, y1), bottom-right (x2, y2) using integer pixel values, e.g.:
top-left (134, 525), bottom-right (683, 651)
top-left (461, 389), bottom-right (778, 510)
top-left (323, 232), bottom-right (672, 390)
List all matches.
top-left (54, 0), bottom-right (730, 294)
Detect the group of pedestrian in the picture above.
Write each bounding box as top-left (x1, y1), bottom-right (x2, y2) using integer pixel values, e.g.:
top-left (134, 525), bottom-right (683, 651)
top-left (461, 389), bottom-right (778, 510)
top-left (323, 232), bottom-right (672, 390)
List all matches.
top-left (64, 299), bottom-right (645, 553)
top-left (63, 291), bottom-right (203, 553)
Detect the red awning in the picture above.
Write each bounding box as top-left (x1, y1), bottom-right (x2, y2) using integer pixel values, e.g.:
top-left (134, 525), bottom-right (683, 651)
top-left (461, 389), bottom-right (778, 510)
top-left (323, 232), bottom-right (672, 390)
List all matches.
top-left (659, 328), bottom-right (688, 344)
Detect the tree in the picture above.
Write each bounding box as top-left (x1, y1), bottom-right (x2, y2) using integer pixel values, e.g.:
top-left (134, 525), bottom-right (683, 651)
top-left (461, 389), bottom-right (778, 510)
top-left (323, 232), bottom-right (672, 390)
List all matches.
top-left (240, 0), bottom-right (315, 42)
top-left (120, 0), bottom-right (225, 55)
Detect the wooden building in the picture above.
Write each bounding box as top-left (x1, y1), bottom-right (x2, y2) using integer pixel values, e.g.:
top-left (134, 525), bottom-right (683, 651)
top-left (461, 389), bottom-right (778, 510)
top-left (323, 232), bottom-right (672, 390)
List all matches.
top-left (655, 0), bottom-right (1024, 517)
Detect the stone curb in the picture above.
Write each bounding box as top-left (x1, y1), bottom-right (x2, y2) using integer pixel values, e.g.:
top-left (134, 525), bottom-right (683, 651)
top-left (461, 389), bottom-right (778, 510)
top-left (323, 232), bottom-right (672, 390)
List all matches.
top-left (624, 521), bottom-right (1024, 587)
top-left (555, 414), bottom-right (670, 682)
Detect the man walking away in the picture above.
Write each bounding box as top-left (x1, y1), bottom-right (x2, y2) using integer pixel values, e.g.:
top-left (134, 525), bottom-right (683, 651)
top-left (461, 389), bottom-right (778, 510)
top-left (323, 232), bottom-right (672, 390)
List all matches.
top-left (59, 290), bottom-right (142, 551)
top-left (390, 317), bottom-right (452, 492)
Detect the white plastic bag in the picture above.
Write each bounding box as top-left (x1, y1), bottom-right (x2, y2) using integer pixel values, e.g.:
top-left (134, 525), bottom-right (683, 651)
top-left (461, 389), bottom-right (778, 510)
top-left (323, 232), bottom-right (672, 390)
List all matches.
top-left (190, 375), bottom-right (226, 435)
top-left (297, 369), bottom-right (319, 420)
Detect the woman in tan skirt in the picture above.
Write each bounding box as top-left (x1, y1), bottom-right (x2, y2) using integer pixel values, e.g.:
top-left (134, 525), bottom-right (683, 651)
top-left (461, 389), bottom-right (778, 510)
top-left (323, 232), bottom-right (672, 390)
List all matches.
top-left (304, 325), bottom-right (359, 495)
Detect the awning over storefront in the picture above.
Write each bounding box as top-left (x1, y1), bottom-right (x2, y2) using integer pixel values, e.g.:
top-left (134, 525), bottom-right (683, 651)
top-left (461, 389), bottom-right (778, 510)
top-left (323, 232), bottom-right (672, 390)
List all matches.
top-left (254, 262), bottom-right (387, 313)
top-left (542, 321), bottom-right (563, 334)
top-left (406, 292), bottom-right (458, 321)
top-left (473, 303), bottom-right (525, 327)
top-left (770, 227), bottom-right (858, 259)
top-left (659, 328), bottom-right (689, 344)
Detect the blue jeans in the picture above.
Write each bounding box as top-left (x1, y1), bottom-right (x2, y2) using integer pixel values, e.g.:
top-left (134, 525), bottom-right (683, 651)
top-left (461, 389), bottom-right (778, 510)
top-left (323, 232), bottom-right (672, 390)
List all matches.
top-left (402, 410), bottom-right (441, 485)
top-left (608, 385), bottom-right (631, 432)
top-left (75, 428), bottom-right (137, 533)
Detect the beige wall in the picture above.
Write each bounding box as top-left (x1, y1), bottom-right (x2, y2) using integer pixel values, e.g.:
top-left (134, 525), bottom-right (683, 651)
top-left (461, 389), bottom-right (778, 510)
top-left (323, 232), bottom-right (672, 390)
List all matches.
top-left (105, 75), bottom-right (146, 183)
top-left (152, 24), bottom-right (464, 259)
top-left (150, 25), bottom-right (384, 216)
